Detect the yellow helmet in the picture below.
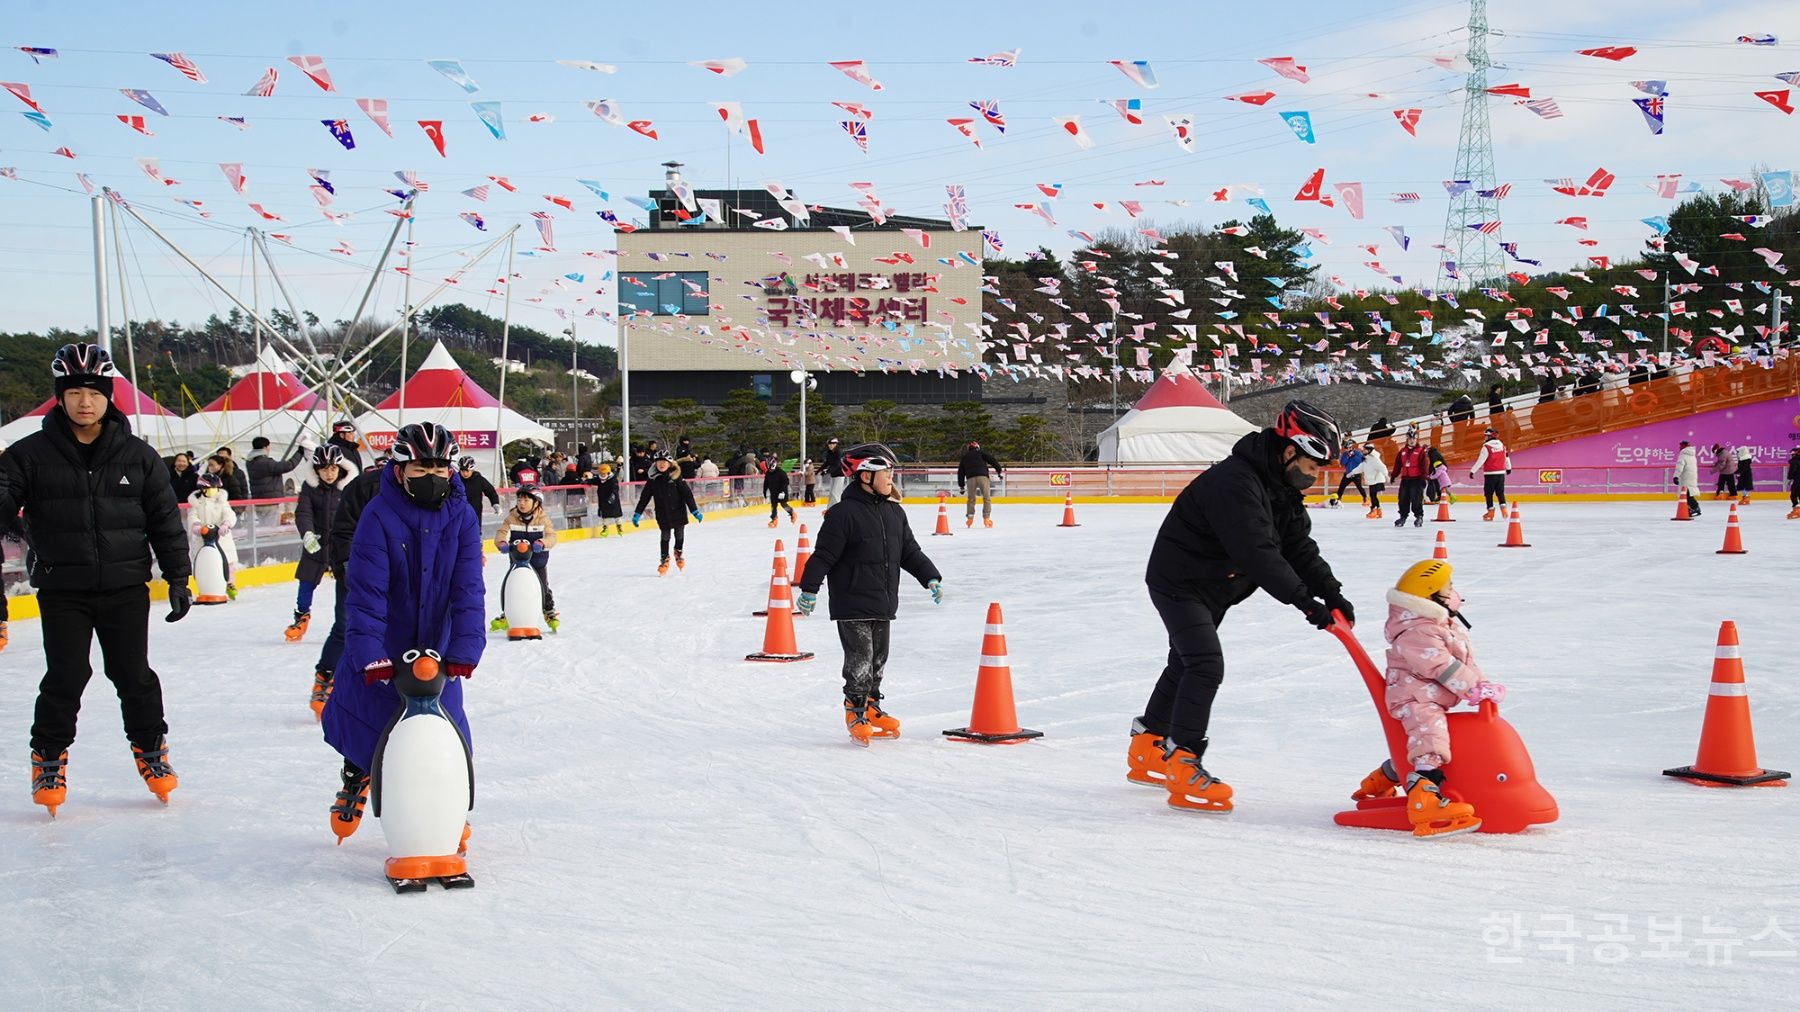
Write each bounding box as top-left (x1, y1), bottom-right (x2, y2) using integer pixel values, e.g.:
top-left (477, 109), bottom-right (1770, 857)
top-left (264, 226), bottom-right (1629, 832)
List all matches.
top-left (1395, 559), bottom-right (1453, 599)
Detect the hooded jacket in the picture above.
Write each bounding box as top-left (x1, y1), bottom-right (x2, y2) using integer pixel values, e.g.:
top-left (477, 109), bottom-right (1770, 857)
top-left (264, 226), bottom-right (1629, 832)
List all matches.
top-left (296, 462), bottom-right (352, 584)
top-left (796, 477), bottom-right (940, 621)
top-left (634, 465), bottom-right (698, 526)
top-left (1383, 587), bottom-right (1487, 714)
top-left (459, 469), bottom-right (500, 519)
top-left (322, 468), bottom-right (485, 773)
top-left (1673, 445), bottom-right (1700, 493)
top-left (326, 434), bottom-right (365, 474)
top-left (1144, 430), bottom-right (1341, 610)
top-left (0, 404), bottom-right (191, 591)
top-left (1350, 452), bottom-right (1389, 486)
top-left (328, 465), bottom-right (384, 577)
top-left (588, 470), bottom-right (622, 517)
top-left (1469, 439), bottom-right (1510, 477)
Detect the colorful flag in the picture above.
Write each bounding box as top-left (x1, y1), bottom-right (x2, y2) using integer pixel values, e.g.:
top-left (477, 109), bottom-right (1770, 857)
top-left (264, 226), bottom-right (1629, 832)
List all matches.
top-left (969, 49), bottom-right (1019, 67)
top-left (151, 52), bottom-right (207, 84)
top-left (22, 110), bottom-right (51, 130)
top-left (287, 55), bottom-right (335, 92)
top-left (1778, 72), bottom-right (1800, 86)
top-left (220, 163), bottom-right (245, 193)
top-left (747, 120), bottom-right (765, 154)
top-left (946, 117), bottom-right (981, 149)
top-left (121, 89), bottom-right (168, 116)
top-left (245, 67), bottom-right (277, 97)
top-left (308, 168), bottom-right (334, 194)
top-left (1015, 202), bottom-right (1056, 226)
top-left (323, 119), bottom-right (355, 150)
top-left (470, 101), bottom-right (504, 140)
top-left (690, 58), bottom-right (747, 76)
top-left (1555, 216), bottom-right (1588, 229)
top-left (832, 101), bottom-right (873, 120)
top-left (1391, 192), bottom-right (1421, 203)
top-left (356, 97), bottom-right (393, 137)
top-left (1755, 90), bottom-right (1793, 115)
top-left (1166, 114), bottom-right (1196, 152)
top-left (117, 114), bottom-right (154, 136)
top-left (1104, 98), bottom-right (1145, 124)
top-left (841, 120), bottom-right (869, 154)
top-left (557, 60), bottom-right (618, 74)
top-left (1294, 168), bottom-right (1325, 201)
top-left (1394, 108), bottom-right (1421, 136)
top-left (1738, 34), bottom-right (1778, 46)
top-left (426, 59), bottom-right (480, 93)
top-left (462, 185), bottom-right (488, 201)
top-left (1279, 110), bottom-right (1315, 143)
top-left (418, 120), bottom-right (446, 156)
top-left (1633, 95), bottom-right (1665, 134)
top-left (1632, 80), bottom-right (1667, 95)
top-left (248, 203), bottom-right (283, 222)
top-left (1519, 97), bottom-right (1563, 118)
top-left (1226, 91), bottom-right (1276, 106)
top-left (586, 99), bottom-right (624, 125)
top-left (1258, 57), bottom-right (1309, 83)
top-left (3, 82), bottom-right (41, 113)
top-left (1054, 116), bottom-right (1094, 149)
top-left (1109, 60), bottom-right (1159, 89)
top-left (1386, 225), bottom-right (1410, 250)
top-left (1762, 170), bottom-right (1795, 207)
top-left (530, 211), bottom-right (556, 250)
top-left (712, 101), bottom-right (745, 134)
top-left (218, 116), bottom-right (248, 130)
top-left (17, 47), bottom-right (57, 63)
top-left (981, 229), bottom-right (1004, 254)
top-left (1477, 183), bottom-right (1512, 199)
top-left (489, 175), bottom-right (517, 192)
top-left (828, 60), bottom-right (883, 91)
top-left (458, 212), bottom-right (486, 230)
top-left (1466, 221), bottom-right (1502, 235)
top-left (1577, 46), bottom-right (1637, 61)
top-left (1443, 179), bottom-right (1472, 196)
top-left (1333, 182), bottom-right (1365, 219)
top-left (1487, 83), bottom-right (1532, 98)
top-left (627, 120), bottom-right (658, 140)
top-left (970, 99), bottom-right (1005, 133)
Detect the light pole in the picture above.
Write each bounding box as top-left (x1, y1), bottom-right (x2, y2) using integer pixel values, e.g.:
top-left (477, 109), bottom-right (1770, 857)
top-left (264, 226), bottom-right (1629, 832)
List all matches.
top-left (790, 367), bottom-right (816, 466)
top-left (564, 322), bottom-right (580, 450)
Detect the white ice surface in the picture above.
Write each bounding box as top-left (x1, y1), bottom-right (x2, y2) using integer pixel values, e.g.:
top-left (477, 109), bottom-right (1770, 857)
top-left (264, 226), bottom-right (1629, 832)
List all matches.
top-left (3, 501), bottom-right (1797, 1009)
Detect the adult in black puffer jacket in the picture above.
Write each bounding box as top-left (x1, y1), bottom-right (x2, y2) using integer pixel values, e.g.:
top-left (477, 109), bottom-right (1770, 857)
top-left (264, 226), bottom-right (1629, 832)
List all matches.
top-left (0, 344), bottom-right (192, 799)
top-left (1134, 404), bottom-right (1352, 813)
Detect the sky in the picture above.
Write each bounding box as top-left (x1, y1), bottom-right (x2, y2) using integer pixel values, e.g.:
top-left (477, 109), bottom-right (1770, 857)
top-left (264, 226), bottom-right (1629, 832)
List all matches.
top-left (1, 0), bottom-right (1796, 351)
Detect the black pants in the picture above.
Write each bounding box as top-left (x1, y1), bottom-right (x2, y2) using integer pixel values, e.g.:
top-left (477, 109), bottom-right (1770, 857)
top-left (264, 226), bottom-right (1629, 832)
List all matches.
top-left (804, 484), bottom-right (816, 505)
top-left (1367, 482), bottom-right (1386, 510)
top-left (1483, 474), bottom-right (1508, 510)
top-left (530, 553), bottom-right (555, 613)
top-left (1141, 591), bottom-right (1227, 752)
top-left (1334, 475), bottom-right (1365, 503)
top-left (32, 584), bottom-right (165, 755)
top-left (1397, 477), bottom-right (1427, 520)
top-left (837, 619), bottom-right (891, 702)
top-left (1736, 463), bottom-right (1754, 494)
top-left (658, 524), bottom-right (686, 559)
top-left (1716, 472), bottom-right (1736, 496)
top-left (314, 570), bottom-right (349, 681)
top-left (1790, 483), bottom-right (1799, 508)
top-left (768, 492), bottom-right (793, 520)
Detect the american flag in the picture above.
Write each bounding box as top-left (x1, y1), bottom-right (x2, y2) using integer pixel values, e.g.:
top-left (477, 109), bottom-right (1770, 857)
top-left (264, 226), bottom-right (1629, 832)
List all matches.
top-left (1519, 97), bottom-right (1563, 119)
top-left (841, 120), bottom-right (869, 154)
top-left (531, 211), bottom-right (555, 250)
top-left (1466, 220), bottom-right (1502, 234)
top-left (1390, 192), bottom-right (1421, 203)
top-left (151, 52), bottom-right (208, 84)
top-left (462, 185), bottom-right (489, 201)
top-left (245, 67), bottom-right (277, 97)
top-left (1478, 182), bottom-right (1512, 199)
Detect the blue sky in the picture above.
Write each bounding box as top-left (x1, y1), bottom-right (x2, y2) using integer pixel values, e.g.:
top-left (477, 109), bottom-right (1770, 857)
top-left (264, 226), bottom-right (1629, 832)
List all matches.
top-left (2, 0), bottom-right (1796, 344)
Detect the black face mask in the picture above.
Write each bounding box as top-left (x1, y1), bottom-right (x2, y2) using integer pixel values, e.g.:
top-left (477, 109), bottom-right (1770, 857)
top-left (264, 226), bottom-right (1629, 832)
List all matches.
top-left (404, 474), bottom-right (452, 510)
top-left (1283, 462), bottom-right (1317, 490)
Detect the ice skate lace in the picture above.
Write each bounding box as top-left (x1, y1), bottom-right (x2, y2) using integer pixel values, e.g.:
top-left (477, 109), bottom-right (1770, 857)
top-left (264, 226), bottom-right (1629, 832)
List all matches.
top-left (133, 748), bottom-right (174, 780)
top-left (843, 700), bottom-right (871, 728)
top-left (1175, 755), bottom-right (1216, 789)
top-left (332, 774), bottom-right (369, 820)
top-left (32, 758), bottom-right (66, 792)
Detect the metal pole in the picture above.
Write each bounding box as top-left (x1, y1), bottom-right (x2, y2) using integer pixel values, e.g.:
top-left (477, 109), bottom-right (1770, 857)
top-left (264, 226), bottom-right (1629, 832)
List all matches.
top-left (494, 234), bottom-right (515, 479)
top-left (399, 209), bottom-right (414, 426)
top-left (569, 319), bottom-right (579, 443)
top-left (92, 195), bottom-right (109, 351)
top-left (1661, 274), bottom-right (1670, 359)
top-left (109, 199), bottom-right (146, 440)
top-left (619, 306), bottom-right (631, 467)
top-left (799, 370), bottom-right (808, 466)
top-left (250, 227), bottom-right (262, 380)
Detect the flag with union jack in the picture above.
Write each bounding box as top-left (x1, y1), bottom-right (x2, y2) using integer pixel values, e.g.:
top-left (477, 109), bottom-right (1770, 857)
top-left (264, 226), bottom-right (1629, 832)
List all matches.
top-left (970, 98), bottom-right (1006, 133)
top-left (841, 120), bottom-right (868, 154)
top-left (151, 52), bottom-right (207, 83)
top-left (1632, 95), bottom-right (1665, 134)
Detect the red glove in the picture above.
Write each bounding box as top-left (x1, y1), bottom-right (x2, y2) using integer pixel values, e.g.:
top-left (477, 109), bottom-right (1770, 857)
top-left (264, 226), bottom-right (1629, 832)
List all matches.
top-left (446, 661), bottom-right (476, 679)
top-left (363, 659), bottom-right (394, 684)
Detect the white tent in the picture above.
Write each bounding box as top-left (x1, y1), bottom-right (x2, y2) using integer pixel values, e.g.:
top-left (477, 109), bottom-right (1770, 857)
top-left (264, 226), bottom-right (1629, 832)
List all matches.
top-left (1097, 371), bottom-right (1256, 464)
top-left (353, 341), bottom-right (553, 460)
top-left (175, 345), bottom-right (328, 456)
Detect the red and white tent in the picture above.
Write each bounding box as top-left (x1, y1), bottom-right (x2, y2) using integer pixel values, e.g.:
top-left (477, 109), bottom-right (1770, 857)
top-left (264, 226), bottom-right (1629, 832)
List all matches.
top-left (353, 340), bottom-right (552, 456)
top-left (0, 375), bottom-right (185, 452)
top-left (1097, 370), bottom-right (1256, 463)
top-left (177, 344), bottom-right (328, 455)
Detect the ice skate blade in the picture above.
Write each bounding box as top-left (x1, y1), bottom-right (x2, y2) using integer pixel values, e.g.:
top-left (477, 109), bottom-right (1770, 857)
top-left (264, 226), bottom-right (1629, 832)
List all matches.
top-left (1413, 818), bottom-right (1482, 839)
top-left (1166, 795), bottom-right (1233, 814)
top-left (1126, 771), bottom-right (1168, 787)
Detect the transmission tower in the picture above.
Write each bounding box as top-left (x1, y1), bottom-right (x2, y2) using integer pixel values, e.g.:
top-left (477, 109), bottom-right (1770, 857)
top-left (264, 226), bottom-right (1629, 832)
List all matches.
top-left (1437, 0), bottom-right (1504, 291)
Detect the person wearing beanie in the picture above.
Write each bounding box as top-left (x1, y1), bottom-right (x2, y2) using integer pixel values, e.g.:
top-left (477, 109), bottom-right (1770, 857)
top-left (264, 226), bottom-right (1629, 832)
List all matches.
top-left (248, 434), bottom-right (307, 528)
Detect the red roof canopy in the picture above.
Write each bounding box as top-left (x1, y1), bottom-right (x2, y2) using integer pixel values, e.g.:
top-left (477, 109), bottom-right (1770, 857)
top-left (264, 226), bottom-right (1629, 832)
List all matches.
top-left (1134, 371), bottom-right (1227, 412)
top-left (200, 366), bottom-right (320, 412)
top-left (371, 342), bottom-right (500, 411)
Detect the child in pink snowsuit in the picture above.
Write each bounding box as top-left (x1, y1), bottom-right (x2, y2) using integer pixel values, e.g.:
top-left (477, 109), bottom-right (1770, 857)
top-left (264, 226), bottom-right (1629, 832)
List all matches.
top-left (1383, 564), bottom-right (1504, 770)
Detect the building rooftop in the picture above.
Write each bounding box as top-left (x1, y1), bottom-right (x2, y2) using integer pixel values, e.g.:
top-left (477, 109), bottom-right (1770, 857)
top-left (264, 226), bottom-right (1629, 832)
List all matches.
top-left (644, 187), bottom-right (959, 233)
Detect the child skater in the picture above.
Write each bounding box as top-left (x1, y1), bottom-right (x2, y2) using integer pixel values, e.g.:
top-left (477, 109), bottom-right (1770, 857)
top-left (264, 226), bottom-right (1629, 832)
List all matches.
top-left (288, 445), bottom-right (350, 645)
top-left (491, 479), bottom-right (559, 631)
top-left (589, 461), bottom-right (625, 536)
top-left (1349, 559), bottom-right (1505, 838)
top-left (794, 445), bottom-right (942, 746)
top-left (764, 454), bottom-right (797, 527)
top-left (801, 458), bottom-right (817, 506)
top-left (1347, 441), bottom-right (1389, 519)
top-left (632, 451), bottom-right (701, 574)
top-left (187, 471), bottom-right (240, 598)
top-left (323, 423), bottom-right (485, 862)
top-left (1425, 445), bottom-right (1455, 505)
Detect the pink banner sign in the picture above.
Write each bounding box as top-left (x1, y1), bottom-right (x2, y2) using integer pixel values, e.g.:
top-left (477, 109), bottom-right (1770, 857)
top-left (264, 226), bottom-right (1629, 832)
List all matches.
top-left (1508, 396), bottom-right (1800, 471)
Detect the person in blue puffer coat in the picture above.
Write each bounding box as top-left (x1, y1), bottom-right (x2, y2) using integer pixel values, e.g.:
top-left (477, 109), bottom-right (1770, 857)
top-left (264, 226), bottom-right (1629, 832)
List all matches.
top-left (321, 422), bottom-right (486, 844)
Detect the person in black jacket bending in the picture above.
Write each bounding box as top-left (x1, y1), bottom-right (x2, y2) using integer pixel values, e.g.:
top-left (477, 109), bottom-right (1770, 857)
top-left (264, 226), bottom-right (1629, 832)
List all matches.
top-left (763, 455), bottom-right (797, 527)
top-left (795, 445), bottom-right (942, 745)
top-left (457, 455), bottom-right (500, 520)
top-left (632, 452), bottom-right (700, 574)
top-left (956, 441), bottom-right (1004, 528)
top-left (0, 344), bottom-right (193, 817)
top-left (1129, 401), bottom-right (1352, 815)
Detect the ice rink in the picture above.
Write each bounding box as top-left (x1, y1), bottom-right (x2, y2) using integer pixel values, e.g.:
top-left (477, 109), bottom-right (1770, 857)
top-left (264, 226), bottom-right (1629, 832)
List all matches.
top-left (3, 499), bottom-right (1797, 1009)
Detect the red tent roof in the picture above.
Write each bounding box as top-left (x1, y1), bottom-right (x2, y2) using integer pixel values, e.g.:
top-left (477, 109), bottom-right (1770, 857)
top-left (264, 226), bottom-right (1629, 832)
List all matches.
top-left (200, 352), bottom-right (320, 412)
top-left (1134, 371), bottom-right (1227, 412)
top-left (21, 378), bottom-right (178, 419)
top-left (371, 342), bottom-right (499, 411)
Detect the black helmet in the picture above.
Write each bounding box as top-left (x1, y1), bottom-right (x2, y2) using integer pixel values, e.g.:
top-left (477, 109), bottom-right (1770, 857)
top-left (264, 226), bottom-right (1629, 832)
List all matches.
top-left (1274, 400), bottom-right (1341, 463)
top-left (388, 422), bottom-right (459, 465)
top-left (651, 450), bottom-right (673, 462)
top-left (841, 442), bottom-right (897, 475)
top-left (517, 481), bottom-right (541, 501)
top-left (457, 455), bottom-right (476, 471)
top-left (331, 419), bottom-right (357, 436)
top-left (311, 444), bottom-right (346, 468)
top-left (52, 343), bottom-right (116, 399)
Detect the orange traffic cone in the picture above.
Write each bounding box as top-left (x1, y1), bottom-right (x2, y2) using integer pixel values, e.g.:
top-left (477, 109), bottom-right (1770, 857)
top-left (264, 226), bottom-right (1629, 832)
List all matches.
top-left (1057, 491), bottom-right (1081, 528)
top-left (1671, 492), bottom-right (1692, 522)
top-left (943, 603), bottom-right (1043, 744)
top-left (1432, 530), bottom-right (1448, 560)
top-left (932, 491), bottom-right (954, 536)
top-left (1662, 622), bottom-right (1788, 787)
top-left (746, 540), bottom-right (814, 663)
top-left (1433, 498), bottom-right (1455, 523)
top-left (793, 523), bottom-right (812, 586)
top-left (1496, 505), bottom-right (1530, 548)
top-left (1716, 502), bottom-right (1747, 555)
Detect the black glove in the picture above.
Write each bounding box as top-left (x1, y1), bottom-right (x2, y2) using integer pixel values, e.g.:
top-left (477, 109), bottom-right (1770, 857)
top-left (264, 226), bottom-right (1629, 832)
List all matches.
top-left (1324, 591), bottom-right (1355, 626)
top-left (166, 582), bottom-right (192, 623)
top-left (1294, 595), bottom-right (1333, 630)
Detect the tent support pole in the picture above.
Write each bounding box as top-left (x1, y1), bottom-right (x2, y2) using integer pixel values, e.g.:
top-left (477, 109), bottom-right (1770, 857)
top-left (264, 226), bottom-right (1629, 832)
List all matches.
top-left (494, 233), bottom-right (515, 478)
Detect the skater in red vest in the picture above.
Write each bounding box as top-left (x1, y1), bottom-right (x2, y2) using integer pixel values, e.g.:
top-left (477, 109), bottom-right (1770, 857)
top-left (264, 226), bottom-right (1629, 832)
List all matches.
top-left (1468, 429), bottom-right (1511, 521)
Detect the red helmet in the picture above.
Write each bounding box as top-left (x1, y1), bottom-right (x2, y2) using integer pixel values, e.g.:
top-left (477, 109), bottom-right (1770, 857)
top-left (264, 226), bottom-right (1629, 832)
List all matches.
top-left (1274, 400), bottom-right (1341, 463)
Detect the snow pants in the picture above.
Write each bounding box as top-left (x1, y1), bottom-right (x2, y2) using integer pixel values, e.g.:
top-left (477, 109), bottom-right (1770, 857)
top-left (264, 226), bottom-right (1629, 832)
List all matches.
top-left (1397, 478), bottom-right (1427, 521)
top-left (658, 524), bottom-right (686, 559)
top-left (1141, 591), bottom-right (1228, 752)
top-left (963, 476), bottom-right (993, 519)
top-left (31, 584), bottom-right (165, 756)
top-left (1482, 474), bottom-right (1508, 510)
top-left (1388, 691), bottom-right (1452, 769)
top-left (837, 619), bottom-right (891, 702)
